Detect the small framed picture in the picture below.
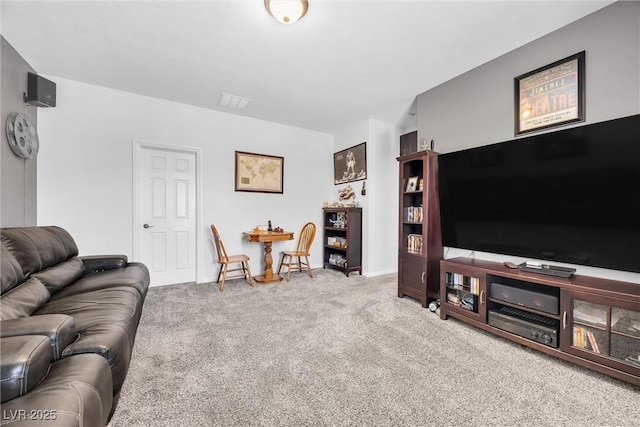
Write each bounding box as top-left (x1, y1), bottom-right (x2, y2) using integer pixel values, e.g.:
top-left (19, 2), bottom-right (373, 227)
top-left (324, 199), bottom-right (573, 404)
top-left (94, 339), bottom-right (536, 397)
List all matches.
top-left (406, 176), bottom-right (419, 192)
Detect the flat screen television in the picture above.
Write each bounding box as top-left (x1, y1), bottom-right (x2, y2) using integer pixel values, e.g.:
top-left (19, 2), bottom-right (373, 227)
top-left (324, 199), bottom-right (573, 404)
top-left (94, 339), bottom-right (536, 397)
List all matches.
top-left (438, 114), bottom-right (640, 273)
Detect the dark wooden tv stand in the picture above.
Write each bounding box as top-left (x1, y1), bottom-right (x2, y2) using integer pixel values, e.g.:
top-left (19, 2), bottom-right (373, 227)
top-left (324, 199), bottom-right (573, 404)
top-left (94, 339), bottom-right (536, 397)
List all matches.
top-left (440, 257), bottom-right (640, 385)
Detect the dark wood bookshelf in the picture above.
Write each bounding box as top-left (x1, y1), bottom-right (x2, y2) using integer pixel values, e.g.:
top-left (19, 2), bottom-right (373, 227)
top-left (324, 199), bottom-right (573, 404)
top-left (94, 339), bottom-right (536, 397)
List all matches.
top-left (397, 149), bottom-right (442, 307)
top-left (322, 207), bottom-right (362, 277)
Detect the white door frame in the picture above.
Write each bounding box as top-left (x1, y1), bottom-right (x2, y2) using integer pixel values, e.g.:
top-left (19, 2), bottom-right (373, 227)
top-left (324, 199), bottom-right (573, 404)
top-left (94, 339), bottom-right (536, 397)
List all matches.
top-left (132, 140), bottom-right (204, 284)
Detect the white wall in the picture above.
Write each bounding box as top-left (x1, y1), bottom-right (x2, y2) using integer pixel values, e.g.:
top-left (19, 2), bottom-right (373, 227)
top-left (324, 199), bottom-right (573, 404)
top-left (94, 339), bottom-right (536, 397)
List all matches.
top-left (366, 119), bottom-right (398, 276)
top-left (37, 77), bottom-right (334, 284)
top-left (333, 118), bottom-right (398, 276)
top-left (332, 119), bottom-right (370, 273)
top-left (417, 1), bottom-right (640, 283)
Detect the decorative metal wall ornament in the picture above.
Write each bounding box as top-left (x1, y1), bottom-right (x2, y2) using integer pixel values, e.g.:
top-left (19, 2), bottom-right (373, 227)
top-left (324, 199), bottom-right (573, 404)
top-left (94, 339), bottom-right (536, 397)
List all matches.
top-left (5, 112), bottom-right (39, 159)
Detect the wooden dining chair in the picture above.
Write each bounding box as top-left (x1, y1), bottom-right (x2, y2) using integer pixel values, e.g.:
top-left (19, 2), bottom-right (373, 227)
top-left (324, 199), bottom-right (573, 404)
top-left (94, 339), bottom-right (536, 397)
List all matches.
top-left (211, 225), bottom-right (254, 291)
top-left (277, 222), bottom-right (316, 281)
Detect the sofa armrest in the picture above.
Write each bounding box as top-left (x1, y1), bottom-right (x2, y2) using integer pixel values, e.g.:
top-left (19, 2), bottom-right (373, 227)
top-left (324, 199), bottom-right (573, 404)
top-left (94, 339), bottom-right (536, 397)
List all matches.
top-left (0, 354), bottom-right (113, 426)
top-left (80, 255), bottom-right (128, 275)
top-left (1, 336), bottom-right (53, 403)
top-left (1, 315), bottom-right (77, 360)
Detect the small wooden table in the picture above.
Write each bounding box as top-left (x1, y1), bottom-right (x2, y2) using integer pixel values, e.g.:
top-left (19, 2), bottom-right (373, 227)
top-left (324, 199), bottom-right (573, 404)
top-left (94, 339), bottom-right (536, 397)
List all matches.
top-left (242, 230), bottom-right (294, 284)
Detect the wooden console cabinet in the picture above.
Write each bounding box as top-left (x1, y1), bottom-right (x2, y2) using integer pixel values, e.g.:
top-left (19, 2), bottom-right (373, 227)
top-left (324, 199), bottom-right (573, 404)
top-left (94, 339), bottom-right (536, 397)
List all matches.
top-left (440, 257), bottom-right (640, 385)
top-left (323, 207), bottom-right (362, 276)
top-left (397, 150), bottom-right (442, 307)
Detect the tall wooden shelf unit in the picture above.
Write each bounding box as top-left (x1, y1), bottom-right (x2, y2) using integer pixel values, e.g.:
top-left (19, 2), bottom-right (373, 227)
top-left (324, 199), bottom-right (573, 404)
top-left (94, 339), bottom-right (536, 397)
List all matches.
top-left (397, 150), bottom-right (442, 307)
top-left (440, 257), bottom-right (640, 385)
top-left (322, 207), bottom-right (362, 277)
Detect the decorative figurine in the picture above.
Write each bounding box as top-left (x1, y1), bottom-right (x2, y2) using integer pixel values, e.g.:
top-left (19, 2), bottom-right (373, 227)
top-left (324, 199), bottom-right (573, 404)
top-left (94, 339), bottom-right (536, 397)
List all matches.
top-left (338, 184), bottom-right (355, 201)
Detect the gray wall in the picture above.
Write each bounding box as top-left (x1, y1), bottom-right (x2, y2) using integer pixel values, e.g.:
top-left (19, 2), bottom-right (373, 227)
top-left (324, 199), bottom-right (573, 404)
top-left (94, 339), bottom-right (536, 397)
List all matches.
top-left (415, 1), bottom-right (639, 281)
top-left (417, 1), bottom-right (640, 154)
top-left (1, 36), bottom-right (38, 226)
top-left (0, 37), bottom-right (38, 227)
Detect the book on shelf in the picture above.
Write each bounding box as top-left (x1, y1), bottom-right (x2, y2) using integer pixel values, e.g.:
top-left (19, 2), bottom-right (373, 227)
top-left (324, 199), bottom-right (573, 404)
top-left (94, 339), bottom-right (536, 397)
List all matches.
top-left (445, 272), bottom-right (462, 288)
top-left (453, 273), bottom-right (463, 287)
top-left (586, 330), bottom-right (600, 353)
top-left (469, 277), bottom-right (480, 295)
top-left (573, 326), bottom-right (584, 349)
top-left (403, 206), bottom-right (423, 223)
top-left (407, 234), bottom-right (422, 254)
top-left (444, 273), bottom-right (479, 295)
top-left (573, 326), bottom-right (601, 353)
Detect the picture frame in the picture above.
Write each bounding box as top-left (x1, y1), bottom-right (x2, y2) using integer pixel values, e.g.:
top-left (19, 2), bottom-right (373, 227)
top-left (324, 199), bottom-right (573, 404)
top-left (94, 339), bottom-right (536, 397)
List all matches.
top-left (514, 51), bottom-right (585, 135)
top-left (334, 142), bottom-right (367, 185)
top-left (406, 176), bottom-right (419, 192)
top-left (235, 151), bottom-right (284, 194)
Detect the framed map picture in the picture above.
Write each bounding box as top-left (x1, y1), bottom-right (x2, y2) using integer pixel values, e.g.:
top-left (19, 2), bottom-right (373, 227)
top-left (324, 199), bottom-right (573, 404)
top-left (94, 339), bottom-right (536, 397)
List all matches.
top-left (235, 151), bottom-right (284, 193)
top-left (514, 51), bottom-right (585, 135)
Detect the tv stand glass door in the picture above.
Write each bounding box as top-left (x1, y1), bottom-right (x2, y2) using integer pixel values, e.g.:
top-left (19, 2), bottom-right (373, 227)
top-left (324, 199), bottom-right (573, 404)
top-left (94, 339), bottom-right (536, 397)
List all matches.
top-left (561, 290), bottom-right (640, 378)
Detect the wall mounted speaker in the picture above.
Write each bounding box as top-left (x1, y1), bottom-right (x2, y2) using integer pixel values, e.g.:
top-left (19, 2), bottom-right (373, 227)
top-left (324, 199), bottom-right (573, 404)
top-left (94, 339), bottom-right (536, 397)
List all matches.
top-left (25, 72), bottom-right (56, 107)
top-left (400, 131), bottom-right (417, 156)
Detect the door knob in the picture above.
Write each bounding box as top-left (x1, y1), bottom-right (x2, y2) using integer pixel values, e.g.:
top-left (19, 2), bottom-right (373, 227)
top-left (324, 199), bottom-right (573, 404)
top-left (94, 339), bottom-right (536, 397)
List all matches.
top-left (143, 223), bottom-right (154, 229)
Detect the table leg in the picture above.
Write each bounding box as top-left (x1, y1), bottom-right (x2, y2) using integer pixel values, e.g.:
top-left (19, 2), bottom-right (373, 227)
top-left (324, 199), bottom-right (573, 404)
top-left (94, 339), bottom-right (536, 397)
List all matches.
top-left (254, 241), bottom-right (284, 284)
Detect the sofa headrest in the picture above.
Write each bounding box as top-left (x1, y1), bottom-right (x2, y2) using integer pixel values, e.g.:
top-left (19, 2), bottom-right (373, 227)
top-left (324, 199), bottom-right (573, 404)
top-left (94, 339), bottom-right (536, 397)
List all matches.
top-left (1, 226), bottom-right (79, 278)
top-left (1, 245), bottom-right (25, 295)
top-left (0, 276), bottom-right (51, 320)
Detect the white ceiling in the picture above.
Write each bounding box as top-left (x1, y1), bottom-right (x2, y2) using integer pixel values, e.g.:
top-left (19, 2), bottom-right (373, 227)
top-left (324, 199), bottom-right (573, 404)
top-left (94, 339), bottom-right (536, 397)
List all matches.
top-left (1, 0), bottom-right (614, 134)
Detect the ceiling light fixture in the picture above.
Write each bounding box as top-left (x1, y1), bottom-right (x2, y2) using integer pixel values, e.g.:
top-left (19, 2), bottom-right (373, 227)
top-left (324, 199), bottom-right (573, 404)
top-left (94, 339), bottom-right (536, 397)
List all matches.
top-left (265, 0), bottom-right (308, 25)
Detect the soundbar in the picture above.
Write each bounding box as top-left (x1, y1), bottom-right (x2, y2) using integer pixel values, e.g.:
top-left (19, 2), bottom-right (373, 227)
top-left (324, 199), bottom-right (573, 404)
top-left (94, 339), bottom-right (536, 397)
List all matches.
top-left (490, 282), bottom-right (559, 315)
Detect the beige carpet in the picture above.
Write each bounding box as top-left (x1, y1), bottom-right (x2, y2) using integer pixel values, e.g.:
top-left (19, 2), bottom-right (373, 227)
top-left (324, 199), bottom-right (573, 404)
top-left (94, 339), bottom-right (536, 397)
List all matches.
top-left (108, 269), bottom-right (639, 426)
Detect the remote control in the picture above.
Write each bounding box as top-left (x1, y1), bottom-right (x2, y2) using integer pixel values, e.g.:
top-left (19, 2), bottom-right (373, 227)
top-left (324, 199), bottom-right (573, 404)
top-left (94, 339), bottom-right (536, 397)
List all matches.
top-left (503, 261), bottom-right (518, 269)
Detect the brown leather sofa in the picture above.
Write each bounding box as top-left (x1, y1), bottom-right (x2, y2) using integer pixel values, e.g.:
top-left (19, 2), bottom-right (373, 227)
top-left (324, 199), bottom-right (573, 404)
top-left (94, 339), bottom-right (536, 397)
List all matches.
top-left (1, 226), bottom-right (149, 426)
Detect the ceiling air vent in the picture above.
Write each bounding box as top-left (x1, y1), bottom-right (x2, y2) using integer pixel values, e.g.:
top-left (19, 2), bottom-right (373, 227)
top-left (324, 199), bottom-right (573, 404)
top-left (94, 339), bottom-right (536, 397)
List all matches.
top-left (218, 93), bottom-right (250, 110)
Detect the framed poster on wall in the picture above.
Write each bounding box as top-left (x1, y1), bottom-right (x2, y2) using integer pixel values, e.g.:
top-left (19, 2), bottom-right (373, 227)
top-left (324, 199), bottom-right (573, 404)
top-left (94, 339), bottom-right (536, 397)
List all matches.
top-left (515, 51), bottom-right (585, 135)
top-left (235, 151), bottom-right (284, 193)
top-left (334, 142), bottom-right (367, 185)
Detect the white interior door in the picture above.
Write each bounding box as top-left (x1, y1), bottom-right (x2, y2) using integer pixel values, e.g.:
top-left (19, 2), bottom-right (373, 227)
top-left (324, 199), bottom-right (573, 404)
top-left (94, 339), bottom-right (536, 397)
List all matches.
top-left (136, 146), bottom-right (197, 286)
